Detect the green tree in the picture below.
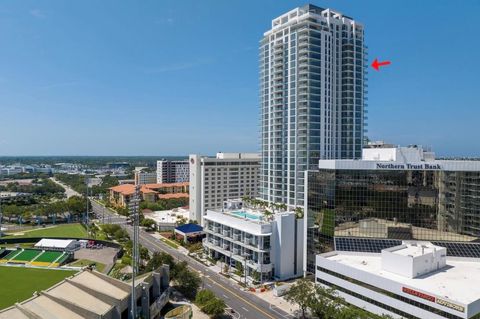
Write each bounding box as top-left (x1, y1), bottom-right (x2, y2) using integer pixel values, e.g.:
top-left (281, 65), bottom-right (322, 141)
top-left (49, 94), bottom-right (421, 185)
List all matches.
top-left (295, 207), bottom-right (304, 219)
top-left (140, 246), bottom-right (150, 261)
top-left (140, 218), bottom-right (156, 230)
top-left (66, 196), bottom-right (87, 215)
top-left (263, 209), bottom-right (273, 221)
top-left (307, 284), bottom-right (342, 319)
top-left (174, 261), bottom-right (201, 298)
top-left (284, 278), bottom-right (314, 319)
top-left (235, 261), bottom-right (244, 276)
top-left (114, 228), bottom-right (129, 242)
top-left (201, 297), bottom-right (226, 318)
top-left (195, 289), bottom-right (216, 307)
top-left (145, 252), bottom-right (175, 272)
top-left (251, 270), bottom-right (261, 284)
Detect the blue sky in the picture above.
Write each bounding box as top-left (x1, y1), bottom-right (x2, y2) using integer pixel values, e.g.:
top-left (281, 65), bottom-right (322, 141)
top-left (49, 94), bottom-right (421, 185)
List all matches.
top-left (0, 0), bottom-right (479, 157)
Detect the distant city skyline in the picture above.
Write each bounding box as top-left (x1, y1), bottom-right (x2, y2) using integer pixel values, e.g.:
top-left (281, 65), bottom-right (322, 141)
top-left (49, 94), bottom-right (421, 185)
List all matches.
top-left (0, 0), bottom-right (479, 157)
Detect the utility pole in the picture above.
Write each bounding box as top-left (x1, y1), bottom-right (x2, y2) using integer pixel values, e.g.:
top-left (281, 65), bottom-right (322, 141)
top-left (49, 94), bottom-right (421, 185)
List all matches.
top-left (129, 184), bottom-right (141, 319)
top-left (85, 177), bottom-right (90, 237)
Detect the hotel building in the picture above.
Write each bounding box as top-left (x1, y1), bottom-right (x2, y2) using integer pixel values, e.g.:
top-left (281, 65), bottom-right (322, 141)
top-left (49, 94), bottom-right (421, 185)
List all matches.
top-left (260, 4), bottom-right (367, 207)
top-left (189, 153), bottom-right (260, 223)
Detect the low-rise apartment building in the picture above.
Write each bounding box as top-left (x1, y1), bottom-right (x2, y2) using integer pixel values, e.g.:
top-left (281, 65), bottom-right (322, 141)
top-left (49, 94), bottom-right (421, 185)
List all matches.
top-left (203, 199), bottom-right (303, 282)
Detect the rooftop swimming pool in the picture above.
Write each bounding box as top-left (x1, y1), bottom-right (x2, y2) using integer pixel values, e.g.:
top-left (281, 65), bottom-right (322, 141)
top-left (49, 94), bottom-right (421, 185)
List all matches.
top-left (231, 211), bottom-right (262, 220)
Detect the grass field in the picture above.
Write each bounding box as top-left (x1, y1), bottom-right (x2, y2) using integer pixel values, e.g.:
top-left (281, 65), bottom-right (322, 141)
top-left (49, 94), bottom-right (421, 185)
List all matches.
top-left (12, 250), bottom-right (41, 261)
top-left (34, 251), bottom-right (64, 263)
top-left (0, 266), bottom-right (77, 310)
top-left (69, 259), bottom-right (106, 272)
top-left (4, 223), bottom-right (87, 239)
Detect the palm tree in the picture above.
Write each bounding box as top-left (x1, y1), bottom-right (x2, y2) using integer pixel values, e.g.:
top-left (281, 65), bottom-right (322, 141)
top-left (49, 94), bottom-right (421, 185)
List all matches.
top-left (269, 202), bottom-right (280, 214)
top-left (263, 209), bottom-right (273, 221)
top-left (294, 207), bottom-right (304, 219)
top-left (242, 196), bottom-right (251, 208)
top-left (278, 203), bottom-right (287, 212)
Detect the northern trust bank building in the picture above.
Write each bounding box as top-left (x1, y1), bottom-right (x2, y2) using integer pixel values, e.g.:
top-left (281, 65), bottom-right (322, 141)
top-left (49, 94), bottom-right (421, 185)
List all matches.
top-left (305, 144), bottom-right (480, 319)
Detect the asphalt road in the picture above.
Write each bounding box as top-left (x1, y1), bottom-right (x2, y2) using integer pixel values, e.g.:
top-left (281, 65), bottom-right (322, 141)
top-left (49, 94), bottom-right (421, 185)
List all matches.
top-left (50, 177), bottom-right (81, 198)
top-left (90, 200), bottom-right (295, 319)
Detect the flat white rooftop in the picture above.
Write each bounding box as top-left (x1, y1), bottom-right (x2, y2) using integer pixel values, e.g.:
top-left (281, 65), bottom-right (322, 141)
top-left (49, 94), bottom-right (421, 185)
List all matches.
top-left (322, 252), bottom-right (480, 304)
top-left (144, 208), bottom-right (190, 225)
top-left (390, 244), bottom-right (438, 257)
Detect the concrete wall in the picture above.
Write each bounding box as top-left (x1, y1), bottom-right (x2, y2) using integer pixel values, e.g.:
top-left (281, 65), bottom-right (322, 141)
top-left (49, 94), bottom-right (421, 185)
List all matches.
top-left (295, 218), bottom-right (304, 277)
top-left (273, 213), bottom-right (301, 280)
top-left (189, 155), bottom-right (201, 222)
top-left (316, 255), bottom-right (469, 319)
top-left (381, 249), bottom-right (414, 278)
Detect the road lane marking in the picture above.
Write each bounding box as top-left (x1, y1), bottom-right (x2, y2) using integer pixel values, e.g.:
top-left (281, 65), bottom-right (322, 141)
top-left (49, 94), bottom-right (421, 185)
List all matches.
top-left (222, 294), bottom-right (229, 299)
top-left (204, 276), bottom-right (276, 319)
top-left (242, 307), bottom-right (249, 312)
top-left (136, 231), bottom-right (279, 319)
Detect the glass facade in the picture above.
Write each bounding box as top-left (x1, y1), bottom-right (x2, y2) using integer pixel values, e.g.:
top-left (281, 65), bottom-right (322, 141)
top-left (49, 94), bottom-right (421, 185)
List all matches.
top-left (306, 169), bottom-right (480, 273)
top-left (260, 4), bottom-right (366, 207)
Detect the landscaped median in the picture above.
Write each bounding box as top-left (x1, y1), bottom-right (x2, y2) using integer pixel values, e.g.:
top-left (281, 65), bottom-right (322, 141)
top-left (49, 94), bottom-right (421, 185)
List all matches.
top-left (160, 237), bottom-right (180, 249)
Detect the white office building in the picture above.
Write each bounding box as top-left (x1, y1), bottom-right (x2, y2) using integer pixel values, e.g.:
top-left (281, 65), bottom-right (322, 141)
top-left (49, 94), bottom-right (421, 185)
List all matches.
top-left (316, 241), bottom-right (480, 319)
top-left (157, 160), bottom-right (189, 184)
top-left (134, 169), bottom-right (157, 185)
top-left (189, 153), bottom-right (260, 223)
top-left (203, 199), bottom-right (303, 282)
top-left (260, 4), bottom-right (367, 206)
top-left (305, 144), bottom-right (480, 273)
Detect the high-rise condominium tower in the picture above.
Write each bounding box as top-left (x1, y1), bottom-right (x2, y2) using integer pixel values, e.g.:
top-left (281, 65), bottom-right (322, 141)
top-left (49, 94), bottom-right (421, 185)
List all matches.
top-left (260, 4), bottom-right (367, 206)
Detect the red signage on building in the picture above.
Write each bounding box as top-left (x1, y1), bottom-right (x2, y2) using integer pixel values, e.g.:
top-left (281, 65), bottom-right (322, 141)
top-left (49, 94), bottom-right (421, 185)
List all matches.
top-left (402, 287), bottom-right (436, 303)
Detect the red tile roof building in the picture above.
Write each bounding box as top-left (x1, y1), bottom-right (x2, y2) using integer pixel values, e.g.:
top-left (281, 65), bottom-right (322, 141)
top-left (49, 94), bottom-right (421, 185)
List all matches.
top-left (108, 182), bottom-right (189, 208)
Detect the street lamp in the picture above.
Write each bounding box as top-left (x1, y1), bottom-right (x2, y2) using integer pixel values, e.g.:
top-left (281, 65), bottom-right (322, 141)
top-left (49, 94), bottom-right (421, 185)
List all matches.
top-left (128, 184), bottom-right (141, 319)
top-left (85, 177), bottom-right (90, 236)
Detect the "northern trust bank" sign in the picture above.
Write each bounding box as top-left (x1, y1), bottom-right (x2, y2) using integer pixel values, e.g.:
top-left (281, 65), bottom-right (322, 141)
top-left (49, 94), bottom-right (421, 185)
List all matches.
top-left (376, 163), bottom-right (442, 170)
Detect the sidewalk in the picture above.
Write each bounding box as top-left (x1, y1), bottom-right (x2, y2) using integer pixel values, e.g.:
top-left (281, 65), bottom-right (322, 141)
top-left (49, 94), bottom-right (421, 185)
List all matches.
top-left (149, 232), bottom-right (189, 254)
top-left (205, 261), bottom-right (298, 316)
top-left (254, 289), bottom-right (298, 315)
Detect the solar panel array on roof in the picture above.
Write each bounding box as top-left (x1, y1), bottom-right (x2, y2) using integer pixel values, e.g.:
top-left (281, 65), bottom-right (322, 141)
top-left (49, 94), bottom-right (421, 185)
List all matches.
top-left (334, 237), bottom-right (402, 253)
top-left (334, 237), bottom-right (480, 258)
top-left (432, 241), bottom-right (480, 258)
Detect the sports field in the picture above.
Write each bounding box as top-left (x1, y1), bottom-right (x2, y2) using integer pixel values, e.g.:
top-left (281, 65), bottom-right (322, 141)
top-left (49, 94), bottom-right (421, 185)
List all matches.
top-left (0, 267), bottom-right (77, 310)
top-left (4, 223), bottom-right (87, 239)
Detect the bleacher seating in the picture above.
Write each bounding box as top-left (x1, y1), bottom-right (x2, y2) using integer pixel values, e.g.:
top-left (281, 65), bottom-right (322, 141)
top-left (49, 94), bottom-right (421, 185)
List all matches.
top-left (0, 249), bottom-right (70, 267)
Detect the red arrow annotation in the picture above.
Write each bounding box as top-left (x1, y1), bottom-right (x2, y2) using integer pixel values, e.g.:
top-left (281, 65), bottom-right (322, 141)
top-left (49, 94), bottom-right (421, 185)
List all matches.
top-left (372, 58), bottom-right (391, 71)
